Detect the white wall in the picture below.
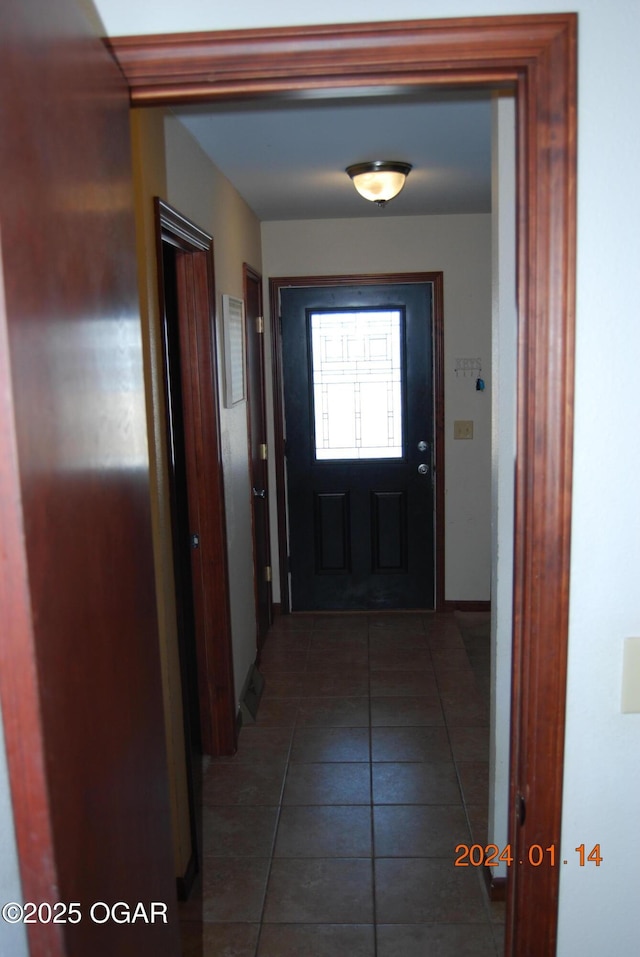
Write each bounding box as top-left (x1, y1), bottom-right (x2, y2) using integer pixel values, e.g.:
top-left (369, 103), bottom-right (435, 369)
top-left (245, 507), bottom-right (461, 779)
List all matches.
top-left (262, 214), bottom-right (492, 603)
top-left (130, 107), bottom-right (193, 878)
top-left (90, 2), bottom-right (640, 952)
top-left (163, 114), bottom-right (263, 707)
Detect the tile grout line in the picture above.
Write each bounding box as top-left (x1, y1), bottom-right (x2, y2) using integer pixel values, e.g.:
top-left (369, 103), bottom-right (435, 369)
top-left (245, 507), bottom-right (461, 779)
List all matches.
top-left (430, 615), bottom-right (498, 947)
top-left (240, 611), bottom-right (496, 956)
top-left (252, 628), bottom-right (307, 957)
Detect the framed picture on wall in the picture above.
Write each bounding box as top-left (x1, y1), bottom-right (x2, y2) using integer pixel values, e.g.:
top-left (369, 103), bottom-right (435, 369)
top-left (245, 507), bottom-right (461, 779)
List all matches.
top-left (221, 294), bottom-right (246, 407)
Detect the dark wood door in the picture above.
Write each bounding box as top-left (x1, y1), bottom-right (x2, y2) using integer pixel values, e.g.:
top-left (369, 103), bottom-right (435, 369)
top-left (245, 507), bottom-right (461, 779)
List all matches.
top-left (156, 200), bottom-right (237, 760)
top-left (162, 241), bottom-right (202, 756)
top-left (0, 0), bottom-right (180, 954)
top-left (281, 283), bottom-right (434, 610)
top-left (244, 265), bottom-right (272, 644)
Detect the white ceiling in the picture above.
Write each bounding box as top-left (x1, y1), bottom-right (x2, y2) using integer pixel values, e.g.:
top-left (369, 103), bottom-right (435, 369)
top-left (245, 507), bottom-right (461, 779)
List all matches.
top-left (172, 89), bottom-right (493, 221)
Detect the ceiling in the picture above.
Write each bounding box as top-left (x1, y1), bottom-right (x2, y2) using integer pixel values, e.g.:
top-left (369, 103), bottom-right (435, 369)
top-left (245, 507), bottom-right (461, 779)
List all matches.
top-left (172, 88), bottom-right (493, 222)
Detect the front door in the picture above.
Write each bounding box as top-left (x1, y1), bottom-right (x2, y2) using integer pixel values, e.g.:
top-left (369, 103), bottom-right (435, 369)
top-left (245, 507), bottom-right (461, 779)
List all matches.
top-left (281, 282), bottom-right (434, 611)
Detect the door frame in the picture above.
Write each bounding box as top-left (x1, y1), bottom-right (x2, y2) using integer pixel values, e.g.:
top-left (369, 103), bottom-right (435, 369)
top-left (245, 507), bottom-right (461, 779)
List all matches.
top-left (270, 272), bottom-right (445, 613)
top-left (155, 199), bottom-right (237, 757)
top-left (243, 262), bottom-right (273, 646)
top-left (110, 16), bottom-right (576, 954)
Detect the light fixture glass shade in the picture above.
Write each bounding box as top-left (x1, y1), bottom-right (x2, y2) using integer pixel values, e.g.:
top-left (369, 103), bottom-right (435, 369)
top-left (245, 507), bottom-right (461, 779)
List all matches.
top-left (346, 161), bottom-right (412, 206)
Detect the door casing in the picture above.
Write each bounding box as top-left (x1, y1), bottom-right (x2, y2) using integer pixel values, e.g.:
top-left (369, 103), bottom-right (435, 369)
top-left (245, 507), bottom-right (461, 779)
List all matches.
top-left (272, 272), bottom-right (445, 613)
top-left (244, 263), bottom-right (273, 646)
top-left (110, 16), bottom-right (577, 955)
top-left (155, 199), bottom-right (237, 758)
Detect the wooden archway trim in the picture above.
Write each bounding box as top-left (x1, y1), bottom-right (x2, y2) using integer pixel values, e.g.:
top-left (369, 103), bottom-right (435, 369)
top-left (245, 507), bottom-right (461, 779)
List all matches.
top-left (108, 16), bottom-right (577, 956)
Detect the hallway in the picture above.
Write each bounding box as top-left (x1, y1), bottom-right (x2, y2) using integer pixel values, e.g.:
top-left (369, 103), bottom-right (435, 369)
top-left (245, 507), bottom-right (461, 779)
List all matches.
top-left (180, 611), bottom-right (504, 956)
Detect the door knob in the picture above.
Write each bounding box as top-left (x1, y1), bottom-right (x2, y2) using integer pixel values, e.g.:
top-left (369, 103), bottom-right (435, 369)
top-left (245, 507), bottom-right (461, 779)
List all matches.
top-left (252, 487), bottom-right (266, 498)
top-left (417, 464), bottom-right (429, 475)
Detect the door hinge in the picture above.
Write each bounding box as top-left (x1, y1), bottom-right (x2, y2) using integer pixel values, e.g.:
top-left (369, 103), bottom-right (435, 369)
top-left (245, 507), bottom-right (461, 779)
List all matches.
top-left (190, 532), bottom-right (200, 549)
top-left (256, 315), bottom-right (264, 334)
top-left (259, 443), bottom-right (268, 461)
top-left (516, 792), bottom-right (526, 826)
top-left (264, 565), bottom-right (272, 583)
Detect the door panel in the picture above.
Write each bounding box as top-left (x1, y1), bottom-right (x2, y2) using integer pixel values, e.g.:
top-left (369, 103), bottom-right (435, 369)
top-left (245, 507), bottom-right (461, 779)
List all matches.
top-left (371, 490), bottom-right (407, 572)
top-left (0, 2), bottom-right (180, 954)
top-left (281, 283), bottom-right (434, 611)
top-left (315, 491), bottom-right (350, 572)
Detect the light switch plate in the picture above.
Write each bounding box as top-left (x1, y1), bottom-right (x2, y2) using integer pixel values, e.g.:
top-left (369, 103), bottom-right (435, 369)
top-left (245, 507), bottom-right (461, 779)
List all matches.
top-left (621, 637), bottom-right (640, 713)
top-left (454, 420), bottom-right (474, 440)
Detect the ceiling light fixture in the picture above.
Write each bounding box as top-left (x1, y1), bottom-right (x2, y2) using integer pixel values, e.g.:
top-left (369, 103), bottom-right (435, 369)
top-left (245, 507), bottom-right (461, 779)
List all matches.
top-left (346, 160), bottom-right (412, 207)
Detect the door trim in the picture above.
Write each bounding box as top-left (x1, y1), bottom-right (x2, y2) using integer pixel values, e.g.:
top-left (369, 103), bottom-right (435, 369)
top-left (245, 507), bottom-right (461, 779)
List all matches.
top-left (155, 199), bottom-right (237, 757)
top-left (270, 272), bottom-right (445, 613)
top-left (110, 16), bottom-right (577, 954)
top-left (243, 262), bottom-right (273, 648)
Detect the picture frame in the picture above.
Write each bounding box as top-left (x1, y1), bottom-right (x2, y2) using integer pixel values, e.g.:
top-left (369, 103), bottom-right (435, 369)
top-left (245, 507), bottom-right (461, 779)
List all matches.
top-left (221, 294), bottom-right (246, 407)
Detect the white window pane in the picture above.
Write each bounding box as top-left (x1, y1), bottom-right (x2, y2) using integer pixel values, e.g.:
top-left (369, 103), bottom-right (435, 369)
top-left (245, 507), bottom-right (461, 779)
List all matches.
top-left (310, 310), bottom-right (403, 460)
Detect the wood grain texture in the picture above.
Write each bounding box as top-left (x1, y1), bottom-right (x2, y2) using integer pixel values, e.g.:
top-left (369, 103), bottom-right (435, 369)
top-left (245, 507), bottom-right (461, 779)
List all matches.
top-left (102, 14), bottom-right (577, 954)
top-left (0, 1), bottom-right (181, 953)
top-left (156, 200), bottom-right (237, 757)
top-left (108, 16), bottom-right (567, 103)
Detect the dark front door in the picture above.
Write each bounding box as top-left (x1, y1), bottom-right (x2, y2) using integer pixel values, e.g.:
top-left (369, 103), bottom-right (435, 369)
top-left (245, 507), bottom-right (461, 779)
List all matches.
top-left (281, 282), bottom-right (434, 611)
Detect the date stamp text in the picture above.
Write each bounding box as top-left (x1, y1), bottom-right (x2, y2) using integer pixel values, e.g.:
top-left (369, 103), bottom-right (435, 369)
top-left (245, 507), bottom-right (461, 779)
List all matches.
top-left (455, 843), bottom-right (603, 867)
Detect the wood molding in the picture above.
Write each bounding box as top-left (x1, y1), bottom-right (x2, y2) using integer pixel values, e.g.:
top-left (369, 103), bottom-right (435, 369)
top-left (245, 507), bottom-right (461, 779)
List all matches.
top-left (243, 262), bottom-right (273, 648)
top-left (268, 277), bottom-right (289, 614)
top-left (109, 16), bottom-right (577, 954)
top-left (442, 600), bottom-right (491, 612)
top-left (269, 272), bottom-right (444, 614)
top-left (109, 16), bottom-right (567, 104)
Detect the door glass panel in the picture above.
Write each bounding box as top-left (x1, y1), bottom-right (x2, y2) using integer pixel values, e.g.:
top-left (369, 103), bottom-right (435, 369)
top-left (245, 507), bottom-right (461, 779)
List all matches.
top-left (310, 310), bottom-right (403, 460)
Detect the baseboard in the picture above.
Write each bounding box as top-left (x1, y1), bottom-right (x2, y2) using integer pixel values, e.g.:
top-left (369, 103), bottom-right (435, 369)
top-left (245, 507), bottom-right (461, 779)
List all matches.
top-left (176, 848), bottom-right (198, 902)
top-left (441, 600), bottom-right (491, 612)
top-left (482, 866), bottom-right (507, 901)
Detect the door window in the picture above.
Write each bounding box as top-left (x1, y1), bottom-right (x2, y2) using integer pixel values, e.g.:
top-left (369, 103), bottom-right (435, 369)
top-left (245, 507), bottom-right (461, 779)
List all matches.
top-left (310, 309), bottom-right (403, 460)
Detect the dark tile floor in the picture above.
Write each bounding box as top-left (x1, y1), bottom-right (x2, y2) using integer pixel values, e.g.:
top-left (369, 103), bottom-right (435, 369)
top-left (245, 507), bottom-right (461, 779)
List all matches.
top-left (180, 611), bottom-right (504, 956)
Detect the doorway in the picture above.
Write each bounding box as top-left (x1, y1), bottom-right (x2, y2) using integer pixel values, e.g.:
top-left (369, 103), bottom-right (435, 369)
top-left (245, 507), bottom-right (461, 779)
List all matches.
top-left (111, 16), bottom-right (577, 955)
top-left (280, 279), bottom-right (440, 611)
top-left (155, 199), bottom-right (237, 760)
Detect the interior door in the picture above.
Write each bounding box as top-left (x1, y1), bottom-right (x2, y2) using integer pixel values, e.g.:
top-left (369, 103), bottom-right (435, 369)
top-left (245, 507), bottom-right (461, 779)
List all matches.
top-left (156, 200), bottom-right (237, 760)
top-left (0, 0), bottom-right (180, 954)
top-left (244, 265), bottom-right (273, 645)
top-left (281, 282), bottom-right (434, 611)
